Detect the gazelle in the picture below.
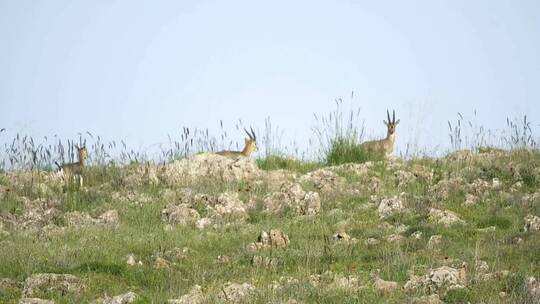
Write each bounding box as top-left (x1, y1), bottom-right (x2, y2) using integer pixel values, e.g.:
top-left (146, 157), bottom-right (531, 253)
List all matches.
top-left (216, 127), bottom-right (258, 158)
top-left (55, 145), bottom-right (88, 186)
top-left (361, 110), bottom-right (400, 156)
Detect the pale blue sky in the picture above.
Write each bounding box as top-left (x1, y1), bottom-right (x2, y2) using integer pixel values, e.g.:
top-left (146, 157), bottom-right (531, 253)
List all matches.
top-left (1, 1), bottom-right (539, 157)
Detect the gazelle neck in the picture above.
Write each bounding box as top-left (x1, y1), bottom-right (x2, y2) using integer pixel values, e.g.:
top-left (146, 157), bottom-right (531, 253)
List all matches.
top-left (386, 132), bottom-right (396, 144)
top-left (78, 152), bottom-right (86, 166)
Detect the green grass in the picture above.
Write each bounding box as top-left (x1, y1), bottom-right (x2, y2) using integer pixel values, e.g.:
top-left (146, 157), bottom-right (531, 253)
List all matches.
top-left (256, 155), bottom-right (321, 174)
top-left (0, 149), bottom-right (539, 303)
top-left (325, 137), bottom-right (384, 165)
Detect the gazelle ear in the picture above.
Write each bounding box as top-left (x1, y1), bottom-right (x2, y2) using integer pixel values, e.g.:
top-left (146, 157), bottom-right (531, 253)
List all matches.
top-left (383, 120), bottom-right (388, 126)
top-left (395, 119), bottom-right (400, 125)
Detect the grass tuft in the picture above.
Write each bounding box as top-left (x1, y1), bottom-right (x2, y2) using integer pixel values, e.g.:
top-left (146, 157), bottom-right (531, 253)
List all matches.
top-left (324, 137), bottom-right (384, 165)
top-left (256, 155), bottom-right (321, 174)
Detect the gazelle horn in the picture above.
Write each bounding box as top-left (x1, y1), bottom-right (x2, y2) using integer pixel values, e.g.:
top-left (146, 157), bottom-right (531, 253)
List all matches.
top-left (244, 128), bottom-right (253, 140)
top-left (250, 127), bottom-right (256, 140)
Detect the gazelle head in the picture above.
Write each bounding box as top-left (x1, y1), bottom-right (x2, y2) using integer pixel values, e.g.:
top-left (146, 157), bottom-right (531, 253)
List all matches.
top-left (76, 145), bottom-right (88, 162)
top-left (242, 127), bottom-right (258, 156)
top-left (383, 110), bottom-right (400, 136)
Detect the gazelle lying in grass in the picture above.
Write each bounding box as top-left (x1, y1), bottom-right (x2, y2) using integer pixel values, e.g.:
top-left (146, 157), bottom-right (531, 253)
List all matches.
top-left (361, 110), bottom-right (400, 156)
top-left (54, 145), bottom-right (88, 186)
top-left (216, 127), bottom-right (258, 158)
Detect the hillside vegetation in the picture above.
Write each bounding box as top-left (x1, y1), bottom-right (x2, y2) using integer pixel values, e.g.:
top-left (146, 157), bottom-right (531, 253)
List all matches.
top-left (1, 147), bottom-right (540, 303)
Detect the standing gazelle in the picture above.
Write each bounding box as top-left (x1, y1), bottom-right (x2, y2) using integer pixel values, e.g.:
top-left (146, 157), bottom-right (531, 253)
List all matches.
top-left (216, 127), bottom-right (258, 158)
top-left (54, 145), bottom-right (88, 186)
top-left (361, 110), bottom-right (400, 156)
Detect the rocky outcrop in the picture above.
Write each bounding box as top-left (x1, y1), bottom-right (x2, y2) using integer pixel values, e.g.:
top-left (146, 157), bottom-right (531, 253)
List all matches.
top-left (524, 214), bottom-right (540, 232)
top-left (262, 182), bottom-right (320, 215)
top-left (65, 210), bottom-right (119, 228)
top-left (378, 196), bottom-right (405, 219)
top-left (247, 229), bottom-right (289, 252)
top-left (168, 285), bottom-right (205, 304)
top-left (428, 208), bottom-right (465, 226)
top-left (161, 153), bottom-right (261, 184)
top-left (22, 273), bottom-right (83, 298)
top-left (217, 282), bottom-right (255, 303)
top-left (404, 265), bottom-right (466, 292)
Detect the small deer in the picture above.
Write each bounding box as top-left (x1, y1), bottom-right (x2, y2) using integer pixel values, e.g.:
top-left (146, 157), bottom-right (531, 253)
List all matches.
top-left (55, 145), bottom-right (88, 186)
top-left (216, 127), bottom-right (258, 158)
top-left (361, 110), bottom-right (400, 156)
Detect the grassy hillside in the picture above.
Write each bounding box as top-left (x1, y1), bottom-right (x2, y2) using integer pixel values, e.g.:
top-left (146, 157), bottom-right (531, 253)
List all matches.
top-left (1, 147), bottom-right (539, 303)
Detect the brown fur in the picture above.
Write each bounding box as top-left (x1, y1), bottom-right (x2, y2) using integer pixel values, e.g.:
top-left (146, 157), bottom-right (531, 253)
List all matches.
top-left (361, 110), bottom-right (400, 156)
top-left (216, 128), bottom-right (257, 158)
top-left (56, 146), bottom-right (88, 186)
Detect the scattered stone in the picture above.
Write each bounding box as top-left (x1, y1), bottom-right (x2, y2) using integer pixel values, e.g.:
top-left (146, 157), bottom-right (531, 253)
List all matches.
top-left (207, 192), bottom-right (249, 222)
top-left (334, 162), bottom-right (374, 177)
top-left (217, 282), bottom-right (255, 303)
top-left (377, 196), bottom-right (405, 219)
top-left (428, 235), bottom-right (442, 248)
top-left (470, 178), bottom-right (491, 195)
top-left (309, 271), bottom-right (363, 292)
top-left (268, 276), bottom-right (299, 291)
top-left (477, 270), bottom-right (510, 282)
top-left (100, 291), bottom-right (138, 304)
top-left (126, 254), bottom-right (142, 266)
top-left (65, 210), bottom-right (119, 228)
top-left (0, 223), bottom-right (10, 237)
top-left (168, 285), bottom-right (205, 304)
top-left (365, 238), bottom-right (380, 246)
top-left (98, 210), bottom-right (119, 225)
top-left (161, 203), bottom-right (200, 226)
top-left (510, 181), bottom-right (523, 192)
top-left (262, 183), bottom-right (321, 215)
top-left (161, 247), bottom-right (190, 262)
top-left (492, 178), bottom-right (502, 190)
top-left (464, 193), bottom-right (477, 206)
top-left (22, 273), bottom-right (82, 298)
top-left (411, 231), bottom-right (423, 240)
top-left (395, 224), bottom-right (409, 234)
top-left (524, 214), bottom-right (540, 232)
top-left (373, 274), bottom-right (399, 293)
top-left (328, 274), bottom-right (362, 292)
top-left (247, 229), bottom-right (289, 252)
top-left (299, 169), bottom-right (345, 193)
top-left (161, 153), bottom-right (262, 184)
top-left (217, 255), bottom-right (231, 264)
top-left (19, 299), bottom-right (55, 304)
top-left (428, 208), bottom-right (465, 227)
top-left (477, 226), bottom-right (496, 233)
top-left (475, 260), bottom-right (489, 273)
top-left (259, 169), bottom-right (298, 191)
top-left (20, 199), bottom-right (62, 230)
top-left (112, 191), bottom-right (153, 206)
top-left (154, 257), bottom-right (171, 269)
top-left (430, 176), bottom-right (465, 201)
top-left (526, 276), bottom-right (540, 303)
top-left (333, 232), bottom-right (357, 244)
top-left (195, 217), bottom-right (213, 230)
top-left (410, 294), bottom-right (443, 304)
top-left (404, 265), bottom-right (466, 292)
top-left (1, 277), bottom-right (21, 290)
top-left (385, 234), bottom-right (405, 243)
top-left (251, 255), bottom-right (278, 268)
